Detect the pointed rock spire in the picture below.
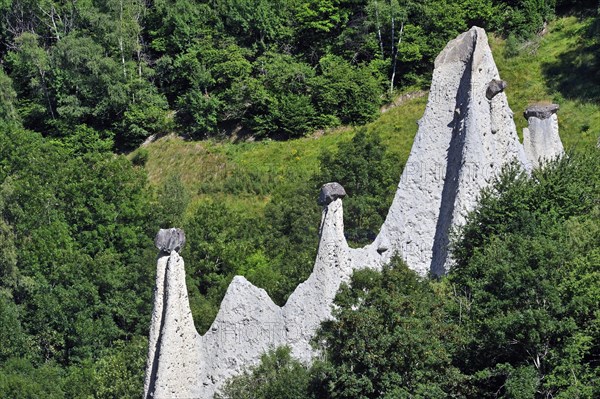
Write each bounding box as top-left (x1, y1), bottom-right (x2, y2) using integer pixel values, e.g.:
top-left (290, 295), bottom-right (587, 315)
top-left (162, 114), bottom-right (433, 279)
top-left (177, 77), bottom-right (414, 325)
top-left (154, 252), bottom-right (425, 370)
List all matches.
top-left (376, 26), bottom-right (528, 276)
top-left (143, 229), bottom-right (202, 399)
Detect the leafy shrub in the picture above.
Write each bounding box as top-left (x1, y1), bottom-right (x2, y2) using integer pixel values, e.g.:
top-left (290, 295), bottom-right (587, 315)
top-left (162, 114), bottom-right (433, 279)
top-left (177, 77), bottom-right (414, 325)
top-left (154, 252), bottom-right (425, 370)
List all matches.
top-left (131, 148), bottom-right (149, 167)
top-left (0, 124), bottom-right (156, 394)
top-left (176, 89), bottom-right (220, 138)
top-left (0, 66), bottom-right (19, 122)
top-left (316, 257), bottom-right (464, 398)
top-left (449, 150), bottom-right (600, 397)
top-left (120, 87), bottom-right (172, 148)
top-left (216, 346), bottom-right (316, 399)
top-left (311, 55), bottom-right (382, 125)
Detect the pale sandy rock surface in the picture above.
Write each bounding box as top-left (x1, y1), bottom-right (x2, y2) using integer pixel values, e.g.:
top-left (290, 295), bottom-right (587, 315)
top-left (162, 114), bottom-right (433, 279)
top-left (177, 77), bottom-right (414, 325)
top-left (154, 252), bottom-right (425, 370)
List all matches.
top-left (523, 104), bottom-right (564, 168)
top-left (200, 197), bottom-right (352, 396)
top-left (143, 252), bottom-right (203, 399)
top-left (144, 196), bottom-right (354, 398)
top-left (374, 26), bottom-right (528, 276)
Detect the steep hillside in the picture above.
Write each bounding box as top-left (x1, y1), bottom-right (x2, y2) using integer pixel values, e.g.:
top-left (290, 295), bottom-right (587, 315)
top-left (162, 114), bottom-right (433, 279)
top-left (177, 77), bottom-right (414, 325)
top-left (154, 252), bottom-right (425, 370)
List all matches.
top-left (140, 93), bottom-right (426, 208)
top-left (140, 16), bottom-right (599, 211)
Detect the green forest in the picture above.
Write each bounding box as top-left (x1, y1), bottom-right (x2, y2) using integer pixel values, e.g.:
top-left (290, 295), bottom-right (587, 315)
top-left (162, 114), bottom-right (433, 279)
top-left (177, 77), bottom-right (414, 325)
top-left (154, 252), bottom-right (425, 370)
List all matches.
top-left (0, 0), bottom-right (599, 398)
top-left (2, 0), bottom-right (595, 146)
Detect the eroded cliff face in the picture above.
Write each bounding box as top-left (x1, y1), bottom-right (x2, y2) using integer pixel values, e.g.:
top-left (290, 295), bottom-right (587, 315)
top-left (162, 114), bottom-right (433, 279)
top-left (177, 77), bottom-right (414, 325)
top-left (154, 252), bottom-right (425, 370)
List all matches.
top-left (144, 27), bottom-right (564, 399)
top-left (197, 195), bottom-right (352, 393)
top-left (374, 26), bottom-right (529, 276)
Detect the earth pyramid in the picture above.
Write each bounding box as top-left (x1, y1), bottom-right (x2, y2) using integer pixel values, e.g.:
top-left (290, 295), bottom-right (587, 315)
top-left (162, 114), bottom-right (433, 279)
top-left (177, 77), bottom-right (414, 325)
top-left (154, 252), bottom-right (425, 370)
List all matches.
top-left (143, 26), bottom-right (564, 399)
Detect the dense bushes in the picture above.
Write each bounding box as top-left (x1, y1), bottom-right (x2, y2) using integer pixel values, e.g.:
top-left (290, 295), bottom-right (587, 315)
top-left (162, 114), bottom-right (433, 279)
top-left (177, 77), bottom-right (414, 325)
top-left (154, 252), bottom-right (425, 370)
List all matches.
top-left (448, 151), bottom-right (600, 397)
top-left (216, 346), bottom-right (319, 399)
top-left (1, 0), bottom-right (583, 147)
top-left (316, 259), bottom-right (464, 398)
top-left (0, 121), bottom-right (157, 396)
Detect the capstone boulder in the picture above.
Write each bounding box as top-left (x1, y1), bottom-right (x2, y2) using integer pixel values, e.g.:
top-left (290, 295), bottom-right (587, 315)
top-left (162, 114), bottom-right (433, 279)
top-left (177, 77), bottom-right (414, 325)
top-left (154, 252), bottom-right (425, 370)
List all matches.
top-left (486, 79), bottom-right (507, 100)
top-left (524, 103), bottom-right (559, 120)
top-left (318, 182), bottom-right (347, 206)
top-left (154, 228), bottom-right (186, 253)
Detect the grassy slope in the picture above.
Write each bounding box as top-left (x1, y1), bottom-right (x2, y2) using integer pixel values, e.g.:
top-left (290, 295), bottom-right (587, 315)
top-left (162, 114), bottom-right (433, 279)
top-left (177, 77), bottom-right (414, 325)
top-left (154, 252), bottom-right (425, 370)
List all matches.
top-left (140, 16), bottom-right (599, 212)
top-left (143, 93), bottom-right (426, 215)
top-left (491, 16), bottom-right (600, 149)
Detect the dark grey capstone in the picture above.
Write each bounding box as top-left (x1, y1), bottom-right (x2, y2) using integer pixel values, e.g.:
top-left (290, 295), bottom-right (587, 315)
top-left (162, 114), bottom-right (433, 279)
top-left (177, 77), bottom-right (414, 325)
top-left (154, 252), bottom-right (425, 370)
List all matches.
top-left (524, 104), bottom-right (559, 120)
top-left (155, 228), bottom-right (186, 253)
top-left (318, 182), bottom-right (347, 206)
top-left (486, 79), bottom-right (507, 100)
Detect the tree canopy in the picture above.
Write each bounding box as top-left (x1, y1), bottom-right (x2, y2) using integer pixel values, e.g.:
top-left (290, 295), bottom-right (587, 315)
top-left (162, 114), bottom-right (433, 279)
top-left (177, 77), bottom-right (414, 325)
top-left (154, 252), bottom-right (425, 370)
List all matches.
top-left (0, 0), bottom-right (574, 147)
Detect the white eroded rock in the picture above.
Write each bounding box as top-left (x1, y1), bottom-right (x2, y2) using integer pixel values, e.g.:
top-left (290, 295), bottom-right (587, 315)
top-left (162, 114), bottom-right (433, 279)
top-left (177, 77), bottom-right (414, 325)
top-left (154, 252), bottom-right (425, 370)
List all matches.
top-left (283, 197), bottom-right (352, 362)
top-left (143, 255), bottom-right (167, 398)
top-left (374, 26), bottom-right (528, 276)
top-left (199, 276), bottom-right (284, 395)
top-left (144, 27), bottom-right (564, 398)
top-left (143, 251), bottom-right (203, 399)
top-left (523, 104), bottom-right (564, 168)
top-left (202, 197), bottom-right (349, 396)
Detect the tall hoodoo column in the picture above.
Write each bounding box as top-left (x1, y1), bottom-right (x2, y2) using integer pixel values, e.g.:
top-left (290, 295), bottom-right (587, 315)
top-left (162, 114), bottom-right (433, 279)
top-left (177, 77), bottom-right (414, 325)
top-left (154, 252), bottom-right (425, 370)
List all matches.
top-left (143, 228), bottom-right (203, 399)
top-left (283, 182), bottom-right (352, 362)
top-left (375, 26), bottom-right (528, 276)
top-left (523, 104), bottom-right (564, 168)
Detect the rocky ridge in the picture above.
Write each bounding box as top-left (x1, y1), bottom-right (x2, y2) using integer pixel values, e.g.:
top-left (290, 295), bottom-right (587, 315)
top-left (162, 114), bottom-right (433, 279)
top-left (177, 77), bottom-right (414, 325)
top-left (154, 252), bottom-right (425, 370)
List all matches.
top-left (143, 27), bottom-right (564, 399)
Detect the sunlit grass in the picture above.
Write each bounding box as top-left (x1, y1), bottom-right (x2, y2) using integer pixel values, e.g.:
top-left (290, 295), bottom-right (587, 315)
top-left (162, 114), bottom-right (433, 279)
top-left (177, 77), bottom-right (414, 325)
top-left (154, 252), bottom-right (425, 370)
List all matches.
top-left (491, 16), bottom-right (600, 149)
top-left (138, 16), bottom-right (599, 215)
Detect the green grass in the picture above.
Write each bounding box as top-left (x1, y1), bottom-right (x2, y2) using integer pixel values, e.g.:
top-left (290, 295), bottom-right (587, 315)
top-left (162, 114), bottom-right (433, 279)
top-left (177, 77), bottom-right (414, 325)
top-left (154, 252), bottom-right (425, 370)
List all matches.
top-left (141, 96), bottom-right (426, 211)
top-left (368, 95), bottom-right (427, 161)
top-left (139, 16), bottom-right (599, 213)
top-left (144, 127), bottom-right (354, 209)
top-left (490, 16), bottom-right (600, 149)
